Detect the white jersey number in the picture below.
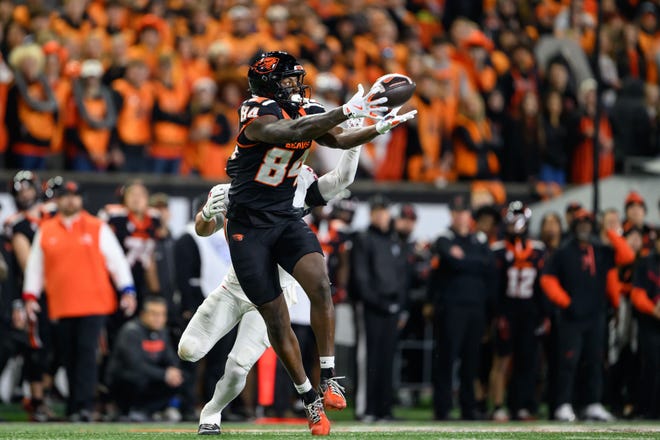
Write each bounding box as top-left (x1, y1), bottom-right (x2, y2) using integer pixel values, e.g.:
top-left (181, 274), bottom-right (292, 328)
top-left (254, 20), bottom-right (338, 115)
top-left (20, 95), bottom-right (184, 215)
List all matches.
top-left (255, 148), bottom-right (309, 186)
top-left (506, 266), bottom-right (536, 299)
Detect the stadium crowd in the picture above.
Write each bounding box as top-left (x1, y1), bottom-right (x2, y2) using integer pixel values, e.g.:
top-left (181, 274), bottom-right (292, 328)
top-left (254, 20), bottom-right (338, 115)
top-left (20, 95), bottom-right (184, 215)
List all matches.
top-left (0, 0), bottom-right (659, 187)
top-left (0, 171), bottom-right (659, 424)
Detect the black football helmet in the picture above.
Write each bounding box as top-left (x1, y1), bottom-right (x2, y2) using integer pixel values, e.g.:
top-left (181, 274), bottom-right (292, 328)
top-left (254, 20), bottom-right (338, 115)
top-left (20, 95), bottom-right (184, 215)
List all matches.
top-left (248, 51), bottom-right (309, 108)
top-left (11, 170), bottom-right (40, 210)
top-left (503, 200), bottom-right (531, 237)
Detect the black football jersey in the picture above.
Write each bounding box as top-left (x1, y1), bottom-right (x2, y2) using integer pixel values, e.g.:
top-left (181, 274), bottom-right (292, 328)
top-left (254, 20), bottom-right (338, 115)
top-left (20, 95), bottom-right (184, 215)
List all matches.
top-left (226, 97), bottom-right (325, 225)
top-left (4, 212), bottom-right (40, 244)
top-left (491, 238), bottom-right (546, 312)
top-left (99, 205), bottom-right (161, 269)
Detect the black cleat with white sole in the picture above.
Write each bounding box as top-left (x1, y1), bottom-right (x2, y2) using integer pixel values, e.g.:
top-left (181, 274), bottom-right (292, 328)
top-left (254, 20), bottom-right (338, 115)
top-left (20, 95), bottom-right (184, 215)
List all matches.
top-left (198, 423), bottom-right (221, 435)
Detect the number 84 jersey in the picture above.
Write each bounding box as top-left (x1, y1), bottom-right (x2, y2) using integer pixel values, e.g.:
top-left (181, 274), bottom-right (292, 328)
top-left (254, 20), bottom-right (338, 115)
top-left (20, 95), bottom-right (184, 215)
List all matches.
top-left (226, 96), bottom-right (325, 220)
top-left (490, 238), bottom-right (546, 311)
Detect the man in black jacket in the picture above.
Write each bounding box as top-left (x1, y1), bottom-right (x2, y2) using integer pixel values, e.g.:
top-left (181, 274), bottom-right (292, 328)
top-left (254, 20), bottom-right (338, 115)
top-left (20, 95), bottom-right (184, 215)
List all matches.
top-left (427, 195), bottom-right (495, 421)
top-left (352, 194), bottom-right (408, 422)
top-left (106, 296), bottom-right (184, 421)
top-left (540, 208), bottom-right (635, 422)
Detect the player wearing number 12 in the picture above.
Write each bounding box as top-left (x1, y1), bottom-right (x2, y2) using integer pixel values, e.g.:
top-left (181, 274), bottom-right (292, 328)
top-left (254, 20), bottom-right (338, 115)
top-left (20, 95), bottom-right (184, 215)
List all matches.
top-left (489, 202), bottom-right (547, 421)
top-left (224, 51), bottom-right (416, 435)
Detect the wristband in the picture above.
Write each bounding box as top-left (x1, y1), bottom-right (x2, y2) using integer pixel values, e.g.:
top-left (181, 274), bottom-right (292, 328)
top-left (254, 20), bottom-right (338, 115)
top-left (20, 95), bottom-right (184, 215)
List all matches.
top-left (22, 292), bottom-right (38, 302)
top-left (121, 286), bottom-right (136, 296)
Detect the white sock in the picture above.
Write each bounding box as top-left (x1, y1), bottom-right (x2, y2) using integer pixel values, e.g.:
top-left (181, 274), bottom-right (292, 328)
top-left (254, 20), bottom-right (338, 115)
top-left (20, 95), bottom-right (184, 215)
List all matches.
top-left (320, 356), bottom-right (335, 370)
top-left (294, 378), bottom-right (312, 394)
top-left (199, 358), bottom-right (248, 426)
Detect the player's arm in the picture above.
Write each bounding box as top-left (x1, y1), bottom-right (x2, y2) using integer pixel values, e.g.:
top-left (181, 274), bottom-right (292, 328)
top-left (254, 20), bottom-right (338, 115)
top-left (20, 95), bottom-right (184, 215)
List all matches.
top-left (244, 85), bottom-right (387, 144)
top-left (12, 232), bottom-right (31, 272)
top-left (195, 184), bottom-right (228, 237)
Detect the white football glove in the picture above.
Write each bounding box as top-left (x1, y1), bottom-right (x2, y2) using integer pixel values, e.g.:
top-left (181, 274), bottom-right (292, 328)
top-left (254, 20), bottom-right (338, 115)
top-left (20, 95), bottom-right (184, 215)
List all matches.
top-left (201, 184), bottom-right (227, 222)
top-left (342, 84), bottom-right (388, 119)
top-left (375, 106), bottom-right (418, 134)
top-left (345, 114), bottom-right (366, 129)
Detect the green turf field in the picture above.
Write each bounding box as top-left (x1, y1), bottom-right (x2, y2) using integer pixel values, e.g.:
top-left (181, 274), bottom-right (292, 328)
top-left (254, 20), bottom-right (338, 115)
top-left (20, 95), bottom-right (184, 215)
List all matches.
top-left (1, 422), bottom-right (660, 440)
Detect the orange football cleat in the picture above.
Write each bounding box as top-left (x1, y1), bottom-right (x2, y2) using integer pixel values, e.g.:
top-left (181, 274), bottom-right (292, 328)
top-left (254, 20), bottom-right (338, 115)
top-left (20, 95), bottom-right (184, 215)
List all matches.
top-left (321, 377), bottom-right (346, 411)
top-left (304, 397), bottom-right (331, 436)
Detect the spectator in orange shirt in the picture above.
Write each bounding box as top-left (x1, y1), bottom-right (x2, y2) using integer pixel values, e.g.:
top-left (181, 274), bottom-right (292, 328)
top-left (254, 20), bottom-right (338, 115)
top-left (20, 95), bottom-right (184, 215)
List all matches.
top-left (6, 43), bottom-right (59, 170)
top-left (150, 53), bottom-right (191, 174)
top-left (51, 0), bottom-right (92, 48)
top-left (452, 92), bottom-right (501, 180)
top-left (69, 59), bottom-right (117, 171)
top-left (43, 41), bottom-right (71, 155)
top-left (111, 54), bottom-right (153, 172)
top-left (569, 78), bottom-right (615, 184)
top-left (219, 6), bottom-right (261, 66)
top-left (260, 5), bottom-right (301, 57)
top-left (188, 78), bottom-right (233, 179)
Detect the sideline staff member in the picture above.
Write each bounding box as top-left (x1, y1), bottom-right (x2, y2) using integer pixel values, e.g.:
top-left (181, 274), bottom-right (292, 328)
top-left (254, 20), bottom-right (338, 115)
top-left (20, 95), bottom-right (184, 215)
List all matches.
top-left (22, 180), bottom-right (136, 421)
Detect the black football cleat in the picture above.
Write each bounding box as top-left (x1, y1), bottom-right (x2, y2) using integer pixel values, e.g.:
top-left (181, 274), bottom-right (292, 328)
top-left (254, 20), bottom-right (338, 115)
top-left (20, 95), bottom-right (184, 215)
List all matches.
top-left (198, 423), bottom-right (221, 435)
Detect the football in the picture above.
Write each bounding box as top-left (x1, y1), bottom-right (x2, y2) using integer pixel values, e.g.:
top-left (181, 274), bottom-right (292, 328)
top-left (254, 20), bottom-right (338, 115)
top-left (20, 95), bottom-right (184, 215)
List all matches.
top-left (370, 73), bottom-right (416, 108)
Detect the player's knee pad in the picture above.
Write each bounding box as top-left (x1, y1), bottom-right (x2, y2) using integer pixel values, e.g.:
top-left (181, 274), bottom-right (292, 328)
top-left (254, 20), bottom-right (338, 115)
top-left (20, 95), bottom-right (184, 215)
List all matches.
top-left (178, 336), bottom-right (203, 362)
top-left (223, 357), bottom-right (250, 385)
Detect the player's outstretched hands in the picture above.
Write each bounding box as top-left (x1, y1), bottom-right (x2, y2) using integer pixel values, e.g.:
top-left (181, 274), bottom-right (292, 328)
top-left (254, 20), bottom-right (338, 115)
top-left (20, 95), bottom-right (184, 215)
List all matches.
top-left (342, 84), bottom-right (388, 119)
top-left (201, 184), bottom-right (227, 222)
top-left (375, 106), bottom-right (418, 134)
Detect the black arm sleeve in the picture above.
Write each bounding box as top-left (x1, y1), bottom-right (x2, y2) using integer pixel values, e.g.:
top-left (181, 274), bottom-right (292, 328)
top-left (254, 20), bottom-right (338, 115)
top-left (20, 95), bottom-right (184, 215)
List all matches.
top-left (304, 181), bottom-right (327, 208)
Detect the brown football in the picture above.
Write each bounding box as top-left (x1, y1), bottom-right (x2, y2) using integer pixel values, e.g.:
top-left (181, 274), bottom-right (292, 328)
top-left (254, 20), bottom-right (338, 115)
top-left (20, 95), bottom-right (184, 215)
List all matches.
top-left (370, 73), bottom-right (416, 108)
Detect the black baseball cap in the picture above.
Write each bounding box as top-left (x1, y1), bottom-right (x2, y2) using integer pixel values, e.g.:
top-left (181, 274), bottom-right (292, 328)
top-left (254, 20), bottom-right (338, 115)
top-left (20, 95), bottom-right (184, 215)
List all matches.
top-left (54, 180), bottom-right (82, 197)
top-left (369, 194), bottom-right (391, 210)
top-left (565, 201), bottom-right (583, 214)
top-left (399, 203), bottom-right (417, 220)
top-left (449, 194), bottom-right (471, 212)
